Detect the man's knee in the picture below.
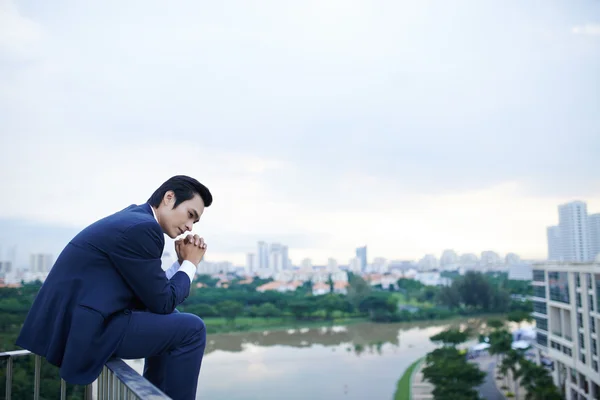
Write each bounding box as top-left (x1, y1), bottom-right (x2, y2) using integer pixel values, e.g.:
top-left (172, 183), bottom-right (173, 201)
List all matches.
top-left (181, 313), bottom-right (206, 343)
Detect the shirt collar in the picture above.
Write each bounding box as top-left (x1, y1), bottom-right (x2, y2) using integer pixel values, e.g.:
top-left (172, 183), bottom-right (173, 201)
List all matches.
top-left (150, 205), bottom-right (158, 223)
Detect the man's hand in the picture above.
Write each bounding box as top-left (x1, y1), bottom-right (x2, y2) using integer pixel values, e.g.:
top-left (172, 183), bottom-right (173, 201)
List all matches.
top-left (175, 234), bottom-right (207, 265)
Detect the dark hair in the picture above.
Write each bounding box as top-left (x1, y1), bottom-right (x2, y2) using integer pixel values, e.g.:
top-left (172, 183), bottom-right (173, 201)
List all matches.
top-left (148, 175), bottom-right (213, 209)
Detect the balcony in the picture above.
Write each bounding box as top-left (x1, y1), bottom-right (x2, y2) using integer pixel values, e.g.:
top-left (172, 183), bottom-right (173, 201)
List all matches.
top-left (0, 350), bottom-right (170, 399)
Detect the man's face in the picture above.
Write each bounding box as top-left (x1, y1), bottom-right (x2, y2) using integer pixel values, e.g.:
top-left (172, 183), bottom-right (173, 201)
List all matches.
top-left (156, 191), bottom-right (205, 238)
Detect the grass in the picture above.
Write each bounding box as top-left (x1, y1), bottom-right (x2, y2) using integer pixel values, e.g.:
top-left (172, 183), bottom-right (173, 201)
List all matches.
top-left (394, 357), bottom-right (423, 400)
top-left (203, 316), bottom-right (367, 334)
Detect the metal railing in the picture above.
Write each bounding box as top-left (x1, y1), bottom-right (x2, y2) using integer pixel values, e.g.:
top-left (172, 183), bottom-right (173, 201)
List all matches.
top-left (0, 350), bottom-right (171, 399)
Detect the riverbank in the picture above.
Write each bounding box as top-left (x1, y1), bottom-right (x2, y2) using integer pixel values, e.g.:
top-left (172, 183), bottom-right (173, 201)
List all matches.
top-left (203, 312), bottom-right (509, 335)
top-left (394, 357), bottom-right (423, 400)
top-left (203, 316), bottom-right (368, 334)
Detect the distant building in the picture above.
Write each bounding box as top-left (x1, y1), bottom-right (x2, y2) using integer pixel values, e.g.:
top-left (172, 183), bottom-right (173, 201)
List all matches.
top-left (558, 201), bottom-right (590, 262)
top-left (29, 253), bottom-right (53, 274)
top-left (507, 264), bottom-right (532, 281)
top-left (547, 225), bottom-right (562, 261)
top-left (355, 246), bottom-right (367, 272)
top-left (505, 253), bottom-right (521, 265)
top-left (440, 249), bottom-right (459, 267)
top-left (246, 253), bottom-right (256, 273)
top-left (589, 213), bottom-right (600, 261)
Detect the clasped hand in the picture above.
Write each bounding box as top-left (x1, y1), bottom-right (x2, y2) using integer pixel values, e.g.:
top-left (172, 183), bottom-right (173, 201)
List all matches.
top-left (175, 234), bottom-right (207, 266)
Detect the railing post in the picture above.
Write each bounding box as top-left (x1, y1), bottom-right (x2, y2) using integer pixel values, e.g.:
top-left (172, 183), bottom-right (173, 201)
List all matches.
top-left (84, 382), bottom-right (94, 400)
top-left (33, 354), bottom-right (41, 400)
top-left (60, 379), bottom-right (66, 400)
top-left (5, 357), bottom-right (13, 400)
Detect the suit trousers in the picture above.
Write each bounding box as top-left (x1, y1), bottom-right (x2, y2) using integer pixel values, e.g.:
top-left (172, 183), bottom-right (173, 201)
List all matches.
top-left (113, 310), bottom-right (206, 400)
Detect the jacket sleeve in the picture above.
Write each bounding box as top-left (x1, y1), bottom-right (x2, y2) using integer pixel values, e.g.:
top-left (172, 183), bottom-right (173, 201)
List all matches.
top-left (109, 221), bottom-right (190, 314)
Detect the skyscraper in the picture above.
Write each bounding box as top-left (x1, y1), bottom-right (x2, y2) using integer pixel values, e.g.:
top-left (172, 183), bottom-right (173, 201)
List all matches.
top-left (546, 226), bottom-right (562, 261)
top-left (558, 201), bottom-right (589, 262)
top-left (257, 241), bottom-right (269, 269)
top-left (588, 213), bottom-right (600, 261)
top-left (355, 246), bottom-right (367, 272)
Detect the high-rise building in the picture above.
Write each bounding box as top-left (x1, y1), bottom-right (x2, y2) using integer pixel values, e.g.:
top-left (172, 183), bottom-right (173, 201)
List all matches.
top-left (246, 253), bottom-right (256, 273)
top-left (480, 250), bottom-right (501, 265)
top-left (257, 241), bottom-right (269, 269)
top-left (459, 253), bottom-right (478, 265)
top-left (531, 262), bottom-right (600, 398)
top-left (269, 243), bottom-right (285, 272)
top-left (355, 246), bottom-right (367, 272)
top-left (440, 249), bottom-right (458, 267)
top-left (547, 225), bottom-right (562, 261)
top-left (29, 253), bottom-right (53, 274)
top-left (281, 245), bottom-right (289, 270)
top-left (505, 252), bottom-right (521, 265)
top-left (558, 201), bottom-right (590, 262)
top-left (589, 213), bottom-right (600, 262)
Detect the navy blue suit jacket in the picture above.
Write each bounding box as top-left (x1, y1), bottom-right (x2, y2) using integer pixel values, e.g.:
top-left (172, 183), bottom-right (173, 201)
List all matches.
top-left (16, 203), bottom-right (191, 385)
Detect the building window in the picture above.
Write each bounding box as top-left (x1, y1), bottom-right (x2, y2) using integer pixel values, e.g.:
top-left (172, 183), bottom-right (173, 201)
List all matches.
top-left (576, 273), bottom-right (581, 287)
top-left (587, 273), bottom-right (593, 289)
top-left (592, 338), bottom-right (597, 356)
top-left (578, 313), bottom-right (584, 328)
top-left (590, 295), bottom-right (595, 312)
top-left (577, 293), bottom-right (582, 307)
top-left (596, 274), bottom-right (600, 311)
top-left (591, 317), bottom-right (596, 334)
top-left (579, 333), bottom-right (585, 349)
top-left (534, 316), bottom-right (548, 331)
top-left (533, 269), bottom-right (545, 282)
top-left (533, 301), bottom-right (547, 315)
top-left (549, 272), bottom-right (570, 303)
top-left (593, 360), bottom-right (598, 372)
top-left (536, 332), bottom-right (548, 347)
top-left (533, 285), bottom-right (546, 298)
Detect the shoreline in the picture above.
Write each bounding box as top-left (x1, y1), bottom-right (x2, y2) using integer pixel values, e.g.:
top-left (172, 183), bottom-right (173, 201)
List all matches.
top-left (202, 312), bottom-right (508, 335)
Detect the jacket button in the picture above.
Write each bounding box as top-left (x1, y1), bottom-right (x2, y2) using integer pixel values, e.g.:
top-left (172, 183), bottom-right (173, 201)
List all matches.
top-left (124, 309), bottom-right (131, 315)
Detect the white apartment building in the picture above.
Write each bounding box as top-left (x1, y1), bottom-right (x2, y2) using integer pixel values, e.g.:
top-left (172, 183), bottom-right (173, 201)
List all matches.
top-left (531, 262), bottom-right (600, 399)
top-left (559, 201), bottom-right (590, 262)
top-left (547, 226), bottom-right (562, 261)
top-left (589, 214), bottom-right (600, 261)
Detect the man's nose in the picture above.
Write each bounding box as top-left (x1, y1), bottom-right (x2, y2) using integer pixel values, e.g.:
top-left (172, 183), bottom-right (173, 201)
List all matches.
top-left (185, 223), bottom-right (192, 232)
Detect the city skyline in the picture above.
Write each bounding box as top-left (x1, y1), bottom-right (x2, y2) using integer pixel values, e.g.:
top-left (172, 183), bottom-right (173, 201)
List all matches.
top-left (1, 1), bottom-right (599, 265)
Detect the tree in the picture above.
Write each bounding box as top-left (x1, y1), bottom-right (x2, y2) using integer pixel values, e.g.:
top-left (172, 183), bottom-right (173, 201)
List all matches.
top-left (508, 310), bottom-right (533, 328)
top-left (216, 300), bottom-right (244, 323)
top-left (500, 349), bottom-right (523, 399)
top-left (430, 329), bottom-right (470, 347)
top-left (487, 318), bottom-right (505, 331)
top-left (422, 347), bottom-right (485, 400)
top-left (488, 329), bottom-right (512, 363)
top-left (255, 302), bottom-right (282, 319)
top-left (289, 299), bottom-right (312, 320)
top-left (436, 285), bottom-right (461, 309)
top-left (347, 273), bottom-right (371, 310)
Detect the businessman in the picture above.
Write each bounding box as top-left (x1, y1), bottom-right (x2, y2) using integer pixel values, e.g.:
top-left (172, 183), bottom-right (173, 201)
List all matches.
top-left (16, 175), bottom-right (212, 400)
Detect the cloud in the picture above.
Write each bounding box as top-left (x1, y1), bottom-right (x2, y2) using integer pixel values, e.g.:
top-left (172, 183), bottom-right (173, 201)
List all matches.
top-left (572, 24), bottom-right (600, 36)
top-left (1, 0), bottom-right (599, 264)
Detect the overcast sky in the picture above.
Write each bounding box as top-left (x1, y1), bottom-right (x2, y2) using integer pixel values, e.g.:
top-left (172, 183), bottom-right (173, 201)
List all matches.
top-left (1, 0), bottom-right (599, 265)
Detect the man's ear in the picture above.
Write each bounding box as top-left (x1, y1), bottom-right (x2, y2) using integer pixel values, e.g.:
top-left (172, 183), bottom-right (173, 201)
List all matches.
top-left (163, 190), bottom-right (175, 206)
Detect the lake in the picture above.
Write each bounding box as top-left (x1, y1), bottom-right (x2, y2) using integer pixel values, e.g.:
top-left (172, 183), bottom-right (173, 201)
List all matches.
top-left (126, 318), bottom-right (493, 399)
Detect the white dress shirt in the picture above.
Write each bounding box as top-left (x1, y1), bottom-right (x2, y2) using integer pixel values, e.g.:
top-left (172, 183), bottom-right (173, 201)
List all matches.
top-left (150, 206), bottom-right (197, 284)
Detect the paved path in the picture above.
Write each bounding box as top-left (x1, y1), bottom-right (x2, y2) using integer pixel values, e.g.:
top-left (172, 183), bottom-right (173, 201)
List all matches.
top-left (476, 358), bottom-right (504, 400)
top-left (410, 354), bottom-right (505, 400)
top-left (410, 360), bottom-right (433, 400)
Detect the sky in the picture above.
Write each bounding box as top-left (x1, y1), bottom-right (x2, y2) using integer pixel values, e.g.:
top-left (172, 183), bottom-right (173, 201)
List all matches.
top-left (1, 0), bottom-right (599, 266)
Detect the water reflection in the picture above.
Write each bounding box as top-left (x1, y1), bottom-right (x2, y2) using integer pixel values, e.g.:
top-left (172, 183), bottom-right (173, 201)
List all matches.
top-left (203, 317), bottom-right (489, 356)
top-left (126, 317), bottom-right (495, 400)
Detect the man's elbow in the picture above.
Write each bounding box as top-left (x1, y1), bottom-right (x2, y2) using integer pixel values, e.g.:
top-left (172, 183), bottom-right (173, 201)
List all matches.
top-left (145, 296), bottom-right (177, 315)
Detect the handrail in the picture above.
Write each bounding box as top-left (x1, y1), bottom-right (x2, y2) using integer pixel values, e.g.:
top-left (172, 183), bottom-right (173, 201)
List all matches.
top-left (0, 350), bottom-right (171, 399)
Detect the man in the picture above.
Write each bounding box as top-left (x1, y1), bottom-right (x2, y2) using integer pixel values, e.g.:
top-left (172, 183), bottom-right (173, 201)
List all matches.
top-left (16, 175), bottom-right (212, 400)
